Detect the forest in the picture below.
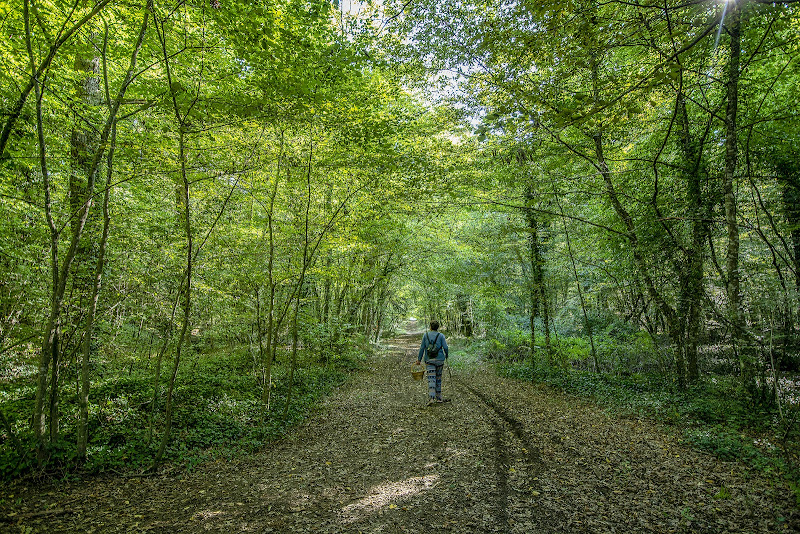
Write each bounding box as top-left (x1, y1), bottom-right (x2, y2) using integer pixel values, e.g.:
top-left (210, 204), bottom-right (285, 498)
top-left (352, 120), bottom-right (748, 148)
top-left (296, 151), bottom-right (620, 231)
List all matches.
top-left (1, 0), bottom-right (799, 514)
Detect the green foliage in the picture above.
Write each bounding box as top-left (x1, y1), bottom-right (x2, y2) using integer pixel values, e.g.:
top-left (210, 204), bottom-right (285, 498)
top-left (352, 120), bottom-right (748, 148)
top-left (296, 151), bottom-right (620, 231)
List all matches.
top-left (550, 336), bottom-right (591, 368)
top-left (445, 338), bottom-right (483, 371)
top-left (484, 328), bottom-right (529, 360)
top-left (714, 485), bottom-right (732, 500)
top-left (0, 0), bottom-right (442, 481)
top-left (389, 0), bottom-right (800, 405)
top-left (300, 318), bottom-right (355, 364)
top-left (685, 428), bottom-right (760, 463)
top-left (3, 0), bottom-right (800, 493)
top-left (0, 342), bottom-right (367, 479)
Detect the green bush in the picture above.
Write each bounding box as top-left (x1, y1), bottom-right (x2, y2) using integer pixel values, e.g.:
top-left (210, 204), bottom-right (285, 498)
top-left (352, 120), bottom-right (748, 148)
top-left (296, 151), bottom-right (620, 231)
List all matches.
top-left (483, 328), bottom-right (530, 360)
top-left (0, 339), bottom-right (368, 480)
top-left (301, 318), bottom-right (353, 364)
top-left (552, 336), bottom-right (591, 369)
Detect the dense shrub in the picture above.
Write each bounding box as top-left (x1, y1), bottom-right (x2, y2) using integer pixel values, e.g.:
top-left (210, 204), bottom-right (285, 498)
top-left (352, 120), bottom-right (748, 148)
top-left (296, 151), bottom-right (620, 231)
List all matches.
top-left (0, 342), bottom-right (368, 480)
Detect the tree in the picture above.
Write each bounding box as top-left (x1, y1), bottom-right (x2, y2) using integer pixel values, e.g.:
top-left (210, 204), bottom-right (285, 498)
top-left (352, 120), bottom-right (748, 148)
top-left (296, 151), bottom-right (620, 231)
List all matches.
top-left (385, 0), bottom-right (800, 387)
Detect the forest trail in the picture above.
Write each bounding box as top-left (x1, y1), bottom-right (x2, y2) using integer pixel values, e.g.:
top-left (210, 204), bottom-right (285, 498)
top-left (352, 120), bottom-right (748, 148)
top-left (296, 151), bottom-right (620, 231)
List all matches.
top-left (1, 326), bottom-right (797, 533)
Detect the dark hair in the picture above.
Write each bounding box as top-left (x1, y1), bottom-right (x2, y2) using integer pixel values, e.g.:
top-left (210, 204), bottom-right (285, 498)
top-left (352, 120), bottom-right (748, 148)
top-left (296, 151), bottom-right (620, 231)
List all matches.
top-left (430, 320), bottom-right (440, 331)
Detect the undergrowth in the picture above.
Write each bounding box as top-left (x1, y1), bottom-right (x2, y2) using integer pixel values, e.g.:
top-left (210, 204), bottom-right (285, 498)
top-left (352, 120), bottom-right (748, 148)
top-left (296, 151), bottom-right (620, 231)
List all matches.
top-left (0, 342), bottom-right (369, 481)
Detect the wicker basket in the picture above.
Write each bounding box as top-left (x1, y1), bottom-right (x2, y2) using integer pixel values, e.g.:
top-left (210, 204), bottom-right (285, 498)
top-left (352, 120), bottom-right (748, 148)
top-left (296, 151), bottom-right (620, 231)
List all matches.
top-left (411, 366), bottom-right (424, 380)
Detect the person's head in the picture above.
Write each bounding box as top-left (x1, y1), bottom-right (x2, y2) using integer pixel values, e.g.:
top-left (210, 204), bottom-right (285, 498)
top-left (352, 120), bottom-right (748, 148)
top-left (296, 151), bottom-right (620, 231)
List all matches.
top-left (430, 320), bottom-right (440, 331)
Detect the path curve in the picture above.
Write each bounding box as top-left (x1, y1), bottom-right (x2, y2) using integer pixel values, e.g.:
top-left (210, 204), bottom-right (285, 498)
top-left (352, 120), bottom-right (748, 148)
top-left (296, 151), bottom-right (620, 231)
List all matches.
top-left (1, 331), bottom-right (797, 533)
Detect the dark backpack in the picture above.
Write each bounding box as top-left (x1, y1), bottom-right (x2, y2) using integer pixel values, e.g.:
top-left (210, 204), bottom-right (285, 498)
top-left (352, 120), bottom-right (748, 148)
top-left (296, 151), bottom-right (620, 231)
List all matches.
top-left (425, 332), bottom-right (441, 360)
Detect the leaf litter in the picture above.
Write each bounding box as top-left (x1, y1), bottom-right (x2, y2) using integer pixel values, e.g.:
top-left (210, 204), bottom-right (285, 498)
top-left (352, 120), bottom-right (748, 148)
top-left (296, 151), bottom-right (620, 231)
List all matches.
top-left (1, 333), bottom-right (797, 533)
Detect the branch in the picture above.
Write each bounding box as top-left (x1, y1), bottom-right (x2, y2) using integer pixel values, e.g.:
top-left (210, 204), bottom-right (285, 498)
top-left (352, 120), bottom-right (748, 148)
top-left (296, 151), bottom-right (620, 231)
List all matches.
top-left (0, 0), bottom-right (114, 158)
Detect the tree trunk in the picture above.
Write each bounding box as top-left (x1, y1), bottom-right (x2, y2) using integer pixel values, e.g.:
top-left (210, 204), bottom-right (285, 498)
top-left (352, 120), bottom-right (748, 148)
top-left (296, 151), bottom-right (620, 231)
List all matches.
top-left (723, 3), bottom-right (747, 387)
top-left (77, 123), bottom-right (114, 459)
top-left (284, 126), bottom-right (315, 418)
top-left (147, 297), bottom-right (179, 445)
top-left (153, 127), bottom-right (192, 468)
top-left (261, 131), bottom-right (283, 414)
top-left (28, 0), bottom-right (143, 457)
top-left (593, 132), bottom-right (679, 376)
top-left (534, 226), bottom-right (552, 362)
top-left (524, 185), bottom-right (539, 364)
top-left (67, 22), bottom-right (102, 461)
top-left (1, 0), bottom-right (113, 159)
top-left (675, 88), bottom-right (711, 383)
top-left (374, 285), bottom-right (388, 343)
top-left (322, 183), bottom-right (333, 325)
top-left (153, 9), bottom-right (193, 467)
top-left (775, 162), bottom-right (800, 321)
top-left (553, 180), bottom-right (598, 371)
top-left (254, 286), bottom-right (265, 377)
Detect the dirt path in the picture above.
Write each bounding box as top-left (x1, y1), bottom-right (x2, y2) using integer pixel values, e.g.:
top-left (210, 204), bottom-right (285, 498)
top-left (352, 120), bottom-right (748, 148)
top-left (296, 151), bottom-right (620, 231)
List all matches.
top-left (1, 331), bottom-right (797, 533)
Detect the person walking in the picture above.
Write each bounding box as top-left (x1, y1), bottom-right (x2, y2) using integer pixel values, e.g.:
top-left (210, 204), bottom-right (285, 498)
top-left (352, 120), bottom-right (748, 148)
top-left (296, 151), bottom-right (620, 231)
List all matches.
top-left (416, 320), bottom-right (450, 406)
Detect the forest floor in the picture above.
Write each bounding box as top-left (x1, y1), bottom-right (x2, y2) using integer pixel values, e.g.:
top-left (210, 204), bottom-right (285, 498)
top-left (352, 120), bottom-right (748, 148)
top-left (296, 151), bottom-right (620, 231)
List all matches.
top-left (1, 326), bottom-right (798, 533)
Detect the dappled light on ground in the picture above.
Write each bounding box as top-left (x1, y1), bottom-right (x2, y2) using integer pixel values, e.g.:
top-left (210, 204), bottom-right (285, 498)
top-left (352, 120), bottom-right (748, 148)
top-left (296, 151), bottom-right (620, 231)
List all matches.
top-left (340, 474), bottom-right (438, 523)
top-left (192, 509), bottom-right (225, 521)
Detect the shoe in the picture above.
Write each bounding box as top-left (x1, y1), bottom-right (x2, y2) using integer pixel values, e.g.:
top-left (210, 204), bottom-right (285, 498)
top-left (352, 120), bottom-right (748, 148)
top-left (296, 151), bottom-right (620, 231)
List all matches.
top-left (436, 398), bottom-right (451, 403)
top-left (426, 398), bottom-right (437, 406)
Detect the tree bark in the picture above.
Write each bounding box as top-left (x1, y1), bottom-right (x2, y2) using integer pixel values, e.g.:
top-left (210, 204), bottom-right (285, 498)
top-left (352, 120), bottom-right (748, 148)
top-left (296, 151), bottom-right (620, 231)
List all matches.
top-left (723, 2), bottom-right (747, 387)
top-left (524, 184), bottom-right (540, 364)
top-left (77, 121), bottom-right (115, 459)
top-left (154, 128), bottom-right (191, 468)
top-left (284, 129), bottom-right (315, 418)
top-left (153, 8), bottom-right (194, 468)
top-left (675, 88), bottom-right (711, 383)
top-left (25, 0), bottom-right (60, 451)
top-left (775, 162), bottom-right (800, 323)
top-left (551, 176), bottom-right (598, 371)
top-left (67, 16), bottom-right (104, 454)
top-left (147, 290), bottom-right (180, 445)
top-left (261, 130), bottom-right (284, 414)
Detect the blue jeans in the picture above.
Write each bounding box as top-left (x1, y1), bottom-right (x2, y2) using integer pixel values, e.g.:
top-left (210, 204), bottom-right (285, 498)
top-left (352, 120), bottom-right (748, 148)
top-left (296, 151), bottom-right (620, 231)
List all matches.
top-left (426, 360), bottom-right (444, 399)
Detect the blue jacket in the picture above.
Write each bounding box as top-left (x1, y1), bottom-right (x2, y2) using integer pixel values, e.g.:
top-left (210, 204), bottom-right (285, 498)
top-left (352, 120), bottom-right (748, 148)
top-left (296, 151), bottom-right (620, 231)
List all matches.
top-left (417, 331), bottom-right (449, 363)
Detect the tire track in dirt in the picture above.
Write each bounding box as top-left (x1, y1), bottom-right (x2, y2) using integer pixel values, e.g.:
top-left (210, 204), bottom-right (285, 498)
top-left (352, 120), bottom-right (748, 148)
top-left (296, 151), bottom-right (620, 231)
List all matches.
top-left (460, 382), bottom-right (543, 468)
top-left (487, 413), bottom-right (510, 528)
top-left (455, 380), bottom-right (547, 531)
